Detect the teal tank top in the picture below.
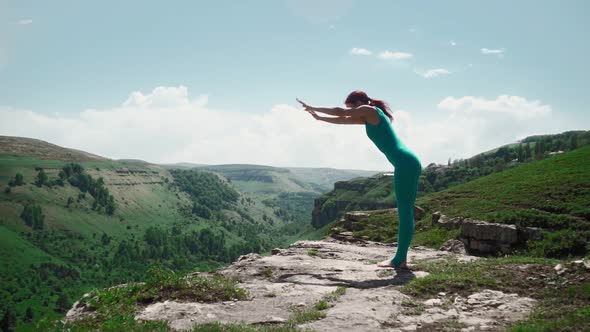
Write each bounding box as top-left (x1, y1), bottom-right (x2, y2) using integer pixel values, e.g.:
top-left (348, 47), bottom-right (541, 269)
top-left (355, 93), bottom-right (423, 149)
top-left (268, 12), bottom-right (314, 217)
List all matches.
top-left (365, 106), bottom-right (419, 169)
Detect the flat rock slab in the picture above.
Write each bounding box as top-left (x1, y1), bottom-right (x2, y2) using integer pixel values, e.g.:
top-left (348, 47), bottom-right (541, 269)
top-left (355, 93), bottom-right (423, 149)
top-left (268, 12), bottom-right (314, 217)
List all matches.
top-left (136, 238), bottom-right (536, 331)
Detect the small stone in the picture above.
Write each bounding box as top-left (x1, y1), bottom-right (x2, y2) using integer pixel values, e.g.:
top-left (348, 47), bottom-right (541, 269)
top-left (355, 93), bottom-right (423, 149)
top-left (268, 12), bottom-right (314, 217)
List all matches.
top-left (527, 277), bottom-right (536, 281)
top-left (573, 260), bottom-right (584, 264)
top-left (296, 302), bottom-right (306, 307)
top-left (424, 298), bottom-right (442, 306)
top-left (438, 292), bottom-right (446, 296)
top-left (229, 303), bottom-right (235, 306)
top-left (554, 264), bottom-right (563, 271)
top-left (557, 268), bottom-right (567, 275)
top-left (267, 316), bottom-right (286, 323)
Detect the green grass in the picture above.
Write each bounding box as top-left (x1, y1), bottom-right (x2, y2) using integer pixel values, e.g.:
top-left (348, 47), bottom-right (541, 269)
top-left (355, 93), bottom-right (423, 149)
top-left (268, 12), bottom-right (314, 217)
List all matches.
top-left (401, 256), bottom-right (589, 331)
top-left (418, 146), bottom-right (590, 228)
top-left (507, 284), bottom-right (590, 332)
top-left (325, 147), bottom-right (590, 257)
top-left (39, 262), bottom-right (250, 331)
top-left (417, 146), bottom-right (590, 257)
top-left (259, 266), bottom-right (273, 279)
top-left (285, 286), bottom-right (347, 326)
top-left (0, 156), bottom-right (295, 329)
top-left (401, 256), bottom-right (559, 299)
top-left (307, 249), bottom-right (318, 256)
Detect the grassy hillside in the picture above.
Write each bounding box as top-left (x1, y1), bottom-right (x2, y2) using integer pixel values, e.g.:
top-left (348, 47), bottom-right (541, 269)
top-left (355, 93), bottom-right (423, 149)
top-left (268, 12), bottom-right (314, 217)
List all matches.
top-left (418, 145), bottom-right (590, 257)
top-left (327, 146), bottom-right (590, 258)
top-left (0, 135), bottom-right (376, 330)
top-left (0, 155), bottom-right (300, 330)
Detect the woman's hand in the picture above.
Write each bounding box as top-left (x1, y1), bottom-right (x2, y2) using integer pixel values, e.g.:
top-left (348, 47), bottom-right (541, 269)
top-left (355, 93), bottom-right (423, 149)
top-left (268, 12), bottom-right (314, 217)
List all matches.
top-left (296, 98), bottom-right (315, 112)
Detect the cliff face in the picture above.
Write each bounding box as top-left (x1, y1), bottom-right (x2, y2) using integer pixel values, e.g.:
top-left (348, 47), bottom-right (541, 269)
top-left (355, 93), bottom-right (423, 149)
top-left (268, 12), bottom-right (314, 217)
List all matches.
top-left (63, 232), bottom-right (575, 332)
top-left (311, 174), bottom-right (396, 228)
top-left (311, 197), bottom-right (395, 228)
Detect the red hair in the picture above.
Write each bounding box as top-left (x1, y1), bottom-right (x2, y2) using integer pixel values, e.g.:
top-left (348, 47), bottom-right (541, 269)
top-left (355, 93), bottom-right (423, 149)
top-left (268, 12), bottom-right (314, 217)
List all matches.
top-left (344, 90), bottom-right (393, 122)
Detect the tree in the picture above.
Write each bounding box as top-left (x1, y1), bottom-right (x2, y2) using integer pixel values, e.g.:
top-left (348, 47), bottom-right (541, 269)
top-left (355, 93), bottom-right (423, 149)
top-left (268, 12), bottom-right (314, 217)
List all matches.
top-left (35, 169), bottom-right (48, 187)
top-left (66, 196), bottom-right (74, 208)
top-left (105, 195), bottom-right (116, 215)
top-left (101, 233), bottom-right (111, 245)
top-left (8, 173), bottom-right (24, 187)
top-left (524, 143), bottom-right (532, 161)
top-left (3, 187), bottom-right (10, 194)
top-left (24, 306), bottom-right (34, 322)
top-left (15, 173), bottom-right (24, 185)
top-left (0, 309), bottom-right (16, 332)
top-left (569, 135), bottom-right (578, 150)
top-left (20, 203), bottom-right (45, 230)
top-left (56, 292), bottom-right (71, 314)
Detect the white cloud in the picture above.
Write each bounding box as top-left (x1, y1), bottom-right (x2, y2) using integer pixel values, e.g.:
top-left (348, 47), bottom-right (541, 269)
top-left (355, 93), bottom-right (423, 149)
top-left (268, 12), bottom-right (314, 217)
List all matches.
top-left (438, 95), bottom-right (551, 120)
top-left (0, 86), bottom-right (389, 171)
top-left (349, 48), bottom-right (371, 56)
top-left (416, 68), bottom-right (451, 79)
top-left (481, 48), bottom-right (505, 57)
top-left (378, 51), bottom-right (413, 60)
top-left (17, 19), bottom-right (33, 25)
top-left (449, 40), bottom-right (457, 46)
top-left (396, 95), bottom-right (562, 165)
top-left (1, 88), bottom-right (582, 170)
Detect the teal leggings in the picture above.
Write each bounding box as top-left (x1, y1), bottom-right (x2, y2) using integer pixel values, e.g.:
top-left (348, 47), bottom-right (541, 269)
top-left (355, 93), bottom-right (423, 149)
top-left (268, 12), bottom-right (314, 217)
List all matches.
top-left (389, 152), bottom-right (422, 267)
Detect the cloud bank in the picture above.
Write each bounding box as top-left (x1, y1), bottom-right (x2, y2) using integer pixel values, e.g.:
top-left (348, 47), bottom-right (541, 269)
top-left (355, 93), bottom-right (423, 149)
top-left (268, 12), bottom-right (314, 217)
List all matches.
top-left (0, 87), bottom-right (577, 170)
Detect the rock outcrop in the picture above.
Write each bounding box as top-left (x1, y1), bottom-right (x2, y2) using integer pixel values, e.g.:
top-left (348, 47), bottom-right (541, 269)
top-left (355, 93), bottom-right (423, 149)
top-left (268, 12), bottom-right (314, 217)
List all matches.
top-left (311, 176), bottom-right (399, 228)
top-left (340, 207), bottom-right (426, 233)
top-left (67, 235), bottom-right (541, 331)
top-left (432, 212), bottom-right (544, 255)
top-left (312, 198), bottom-right (396, 228)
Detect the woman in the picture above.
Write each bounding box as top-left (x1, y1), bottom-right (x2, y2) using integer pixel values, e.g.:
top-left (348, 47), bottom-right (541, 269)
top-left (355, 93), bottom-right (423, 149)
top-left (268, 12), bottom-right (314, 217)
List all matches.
top-left (297, 91), bottom-right (422, 269)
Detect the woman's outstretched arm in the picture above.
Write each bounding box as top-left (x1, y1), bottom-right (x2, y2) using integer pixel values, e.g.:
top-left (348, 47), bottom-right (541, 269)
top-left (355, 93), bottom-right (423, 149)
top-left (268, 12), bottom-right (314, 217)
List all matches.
top-left (310, 111), bottom-right (366, 125)
top-left (311, 107), bottom-right (348, 116)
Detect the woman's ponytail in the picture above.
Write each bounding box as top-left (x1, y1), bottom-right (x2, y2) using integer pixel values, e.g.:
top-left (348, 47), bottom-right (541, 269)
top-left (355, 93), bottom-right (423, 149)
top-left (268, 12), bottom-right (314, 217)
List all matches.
top-left (368, 98), bottom-right (394, 122)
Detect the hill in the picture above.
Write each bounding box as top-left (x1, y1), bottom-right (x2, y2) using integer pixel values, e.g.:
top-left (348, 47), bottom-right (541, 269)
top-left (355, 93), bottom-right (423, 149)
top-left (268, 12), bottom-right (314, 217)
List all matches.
top-left (325, 146), bottom-right (590, 259)
top-left (311, 130), bottom-right (590, 229)
top-left (0, 136), bottom-right (375, 330)
top-left (0, 136), bottom-right (108, 162)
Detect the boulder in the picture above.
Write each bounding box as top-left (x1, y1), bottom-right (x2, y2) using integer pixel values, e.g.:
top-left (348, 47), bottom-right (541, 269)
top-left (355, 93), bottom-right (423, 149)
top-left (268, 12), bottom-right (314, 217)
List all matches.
top-left (439, 239), bottom-right (467, 254)
top-left (461, 220), bottom-right (519, 244)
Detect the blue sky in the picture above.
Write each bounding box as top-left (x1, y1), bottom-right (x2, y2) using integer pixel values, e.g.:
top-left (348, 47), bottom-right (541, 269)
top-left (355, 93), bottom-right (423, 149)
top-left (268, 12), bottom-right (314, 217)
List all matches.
top-left (1, 1), bottom-right (589, 170)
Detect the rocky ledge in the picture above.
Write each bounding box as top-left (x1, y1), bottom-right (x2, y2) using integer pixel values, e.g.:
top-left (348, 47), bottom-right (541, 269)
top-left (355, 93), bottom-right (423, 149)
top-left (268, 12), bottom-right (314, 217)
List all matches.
top-left (67, 235), bottom-right (547, 331)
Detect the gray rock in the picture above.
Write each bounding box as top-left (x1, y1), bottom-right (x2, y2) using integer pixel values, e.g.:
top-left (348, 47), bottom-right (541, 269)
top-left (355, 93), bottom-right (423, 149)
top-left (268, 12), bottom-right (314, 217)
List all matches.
top-left (66, 237), bottom-right (538, 332)
top-left (439, 239), bottom-right (467, 254)
top-left (432, 212), bottom-right (465, 230)
top-left (461, 220), bottom-right (518, 244)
